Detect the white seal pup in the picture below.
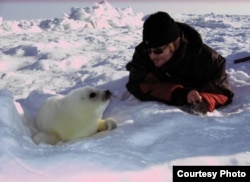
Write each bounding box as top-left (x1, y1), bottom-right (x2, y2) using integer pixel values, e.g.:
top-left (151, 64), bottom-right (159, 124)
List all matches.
top-left (33, 86), bottom-right (116, 145)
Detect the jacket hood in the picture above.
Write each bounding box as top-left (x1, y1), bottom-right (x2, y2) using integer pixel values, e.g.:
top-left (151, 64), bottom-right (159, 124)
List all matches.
top-left (177, 22), bottom-right (203, 45)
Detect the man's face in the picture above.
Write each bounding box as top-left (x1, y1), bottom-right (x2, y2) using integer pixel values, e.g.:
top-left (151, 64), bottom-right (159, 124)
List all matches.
top-left (147, 43), bottom-right (175, 68)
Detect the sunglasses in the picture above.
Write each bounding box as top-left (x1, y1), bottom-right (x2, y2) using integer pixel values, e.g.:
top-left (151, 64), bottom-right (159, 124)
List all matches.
top-left (146, 45), bottom-right (169, 55)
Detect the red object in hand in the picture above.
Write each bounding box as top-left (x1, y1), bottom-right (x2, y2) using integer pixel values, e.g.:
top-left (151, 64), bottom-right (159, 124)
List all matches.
top-left (200, 92), bottom-right (228, 112)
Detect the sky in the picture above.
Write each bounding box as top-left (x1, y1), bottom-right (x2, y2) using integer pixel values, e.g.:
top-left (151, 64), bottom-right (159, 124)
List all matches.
top-left (0, 0), bottom-right (250, 20)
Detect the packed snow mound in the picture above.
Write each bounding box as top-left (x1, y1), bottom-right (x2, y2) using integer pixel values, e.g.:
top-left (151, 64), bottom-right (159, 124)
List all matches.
top-left (0, 89), bottom-right (31, 137)
top-left (0, 1), bottom-right (143, 34)
top-left (68, 1), bottom-right (143, 28)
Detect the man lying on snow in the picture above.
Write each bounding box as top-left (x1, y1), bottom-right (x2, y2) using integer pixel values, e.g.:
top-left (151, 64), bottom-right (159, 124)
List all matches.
top-left (126, 12), bottom-right (234, 115)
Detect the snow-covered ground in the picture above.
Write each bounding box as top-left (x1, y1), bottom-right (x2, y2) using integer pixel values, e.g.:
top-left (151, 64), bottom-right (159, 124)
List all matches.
top-left (1, 1), bottom-right (250, 181)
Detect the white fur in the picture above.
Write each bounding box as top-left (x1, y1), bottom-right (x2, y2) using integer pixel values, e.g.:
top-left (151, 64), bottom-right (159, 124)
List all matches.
top-left (33, 86), bottom-right (116, 145)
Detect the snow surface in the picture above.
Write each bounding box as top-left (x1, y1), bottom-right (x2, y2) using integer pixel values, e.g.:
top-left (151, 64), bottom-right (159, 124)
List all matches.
top-left (1, 1), bottom-right (250, 181)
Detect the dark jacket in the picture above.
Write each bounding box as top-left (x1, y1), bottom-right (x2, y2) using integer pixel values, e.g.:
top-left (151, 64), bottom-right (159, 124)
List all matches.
top-left (126, 22), bottom-right (234, 109)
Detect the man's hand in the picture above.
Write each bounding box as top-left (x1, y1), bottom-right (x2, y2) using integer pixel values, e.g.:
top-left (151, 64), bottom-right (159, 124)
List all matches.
top-left (187, 90), bottom-right (202, 104)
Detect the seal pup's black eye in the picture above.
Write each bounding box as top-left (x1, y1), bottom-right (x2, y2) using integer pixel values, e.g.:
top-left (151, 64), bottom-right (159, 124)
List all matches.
top-left (89, 92), bottom-right (97, 98)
